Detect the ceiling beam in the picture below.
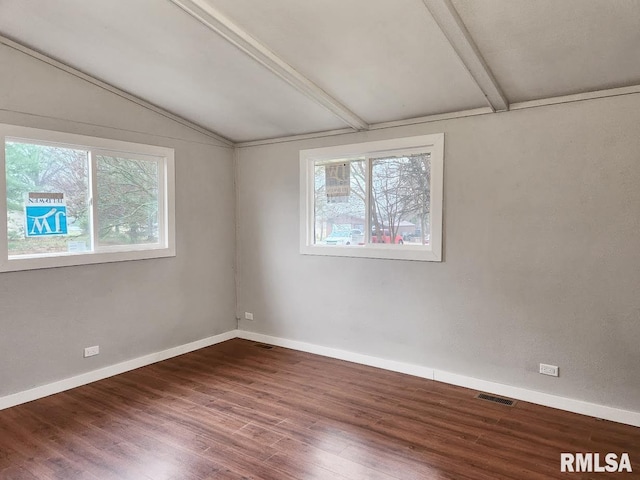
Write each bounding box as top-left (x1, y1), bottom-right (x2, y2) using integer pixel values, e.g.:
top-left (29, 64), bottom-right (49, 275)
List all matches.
top-left (510, 84), bottom-right (640, 111)
top-left (237, 107), bottom-right (494, 148)
top-left (422, 0), bottom-right (509, 112)
top-left (169, 0), bottom-right (369, 131)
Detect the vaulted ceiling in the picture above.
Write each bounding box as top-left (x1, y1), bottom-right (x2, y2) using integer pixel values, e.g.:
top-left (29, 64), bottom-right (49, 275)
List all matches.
top-left (1, 0), bottom-right (639, 143)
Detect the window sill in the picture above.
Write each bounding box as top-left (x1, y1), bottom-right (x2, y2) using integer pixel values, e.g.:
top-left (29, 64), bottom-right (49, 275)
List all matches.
top-left (0, 246), bottom-right (176, 272)
top-left (300, 244), bottom-right (441, 262)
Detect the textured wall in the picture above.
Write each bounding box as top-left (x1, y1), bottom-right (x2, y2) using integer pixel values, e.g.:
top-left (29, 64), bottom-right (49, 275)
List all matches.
top-left (0, 43), bottom-right (236, 396)
top-left (236, 94), bottom-right (640, 412)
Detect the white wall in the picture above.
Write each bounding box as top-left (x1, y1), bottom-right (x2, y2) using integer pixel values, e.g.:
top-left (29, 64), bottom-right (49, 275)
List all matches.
top-left (0, 43), bottom-right (236, 396)
top-left (236, 93), bottom-right (640, 413)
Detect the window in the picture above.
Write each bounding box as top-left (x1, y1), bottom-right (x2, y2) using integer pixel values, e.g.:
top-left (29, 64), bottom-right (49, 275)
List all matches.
top-left (0, 124), bottom-right (175, 272)
top-left (300, 134), bottom-right (443, 261)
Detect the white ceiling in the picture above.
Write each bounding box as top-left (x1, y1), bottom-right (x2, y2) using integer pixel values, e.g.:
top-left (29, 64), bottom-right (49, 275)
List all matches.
top-left (1, 0), bottom-right (639, 143)
top-left (208, 0), bottom-right (488, 123)
top-left (451, 0), bottom-right (640, 102)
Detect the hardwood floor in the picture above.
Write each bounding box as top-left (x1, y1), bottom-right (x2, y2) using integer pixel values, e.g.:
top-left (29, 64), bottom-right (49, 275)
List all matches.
top-left (0, 338), bottom-right (638, 479)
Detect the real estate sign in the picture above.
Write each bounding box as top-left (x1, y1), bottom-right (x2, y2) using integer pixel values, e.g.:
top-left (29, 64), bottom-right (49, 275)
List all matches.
top-left (25, 192), bottom-right (68, 237)
top-left (325, 162), bottom-right (350, 202)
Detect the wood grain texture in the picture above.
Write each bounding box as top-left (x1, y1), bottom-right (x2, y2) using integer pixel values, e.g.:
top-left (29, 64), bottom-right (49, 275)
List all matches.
top-left (0, 339), bottom-right (638, 479)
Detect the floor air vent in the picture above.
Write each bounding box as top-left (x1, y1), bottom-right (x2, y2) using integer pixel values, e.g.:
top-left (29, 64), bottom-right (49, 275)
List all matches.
top-left (475, 393), bottom-right (516, 406)
top-left (254, 343), bottom-right (274, 349)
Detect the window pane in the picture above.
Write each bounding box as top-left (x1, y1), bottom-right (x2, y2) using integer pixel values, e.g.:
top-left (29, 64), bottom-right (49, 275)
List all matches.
top-left (370, 153), bottom-right (431, 246)
top-left (96, 155), bottom-right (159, 247)
top-left (314, 159), bottom-right (366, 245)
top-left (5, 141), bottom-right (90, 256)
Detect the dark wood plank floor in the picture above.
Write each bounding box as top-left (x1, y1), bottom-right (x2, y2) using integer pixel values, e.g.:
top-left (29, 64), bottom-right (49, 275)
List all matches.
top-left (0, 339), bottom-right (638, 480)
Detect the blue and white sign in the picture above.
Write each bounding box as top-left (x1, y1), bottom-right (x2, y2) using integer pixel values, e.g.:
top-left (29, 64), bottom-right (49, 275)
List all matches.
top-left (25, 192), bottom-right (68, 237)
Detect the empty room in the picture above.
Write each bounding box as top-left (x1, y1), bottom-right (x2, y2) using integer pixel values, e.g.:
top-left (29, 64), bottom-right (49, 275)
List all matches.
top-left (0, 0), bottom-right (639, 479)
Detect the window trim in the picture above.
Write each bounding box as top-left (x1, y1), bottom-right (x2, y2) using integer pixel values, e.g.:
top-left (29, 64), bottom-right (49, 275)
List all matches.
top-left (300, 133), bottom-right (444, 262)
top-left (0, 124), bottom-right (176, 272)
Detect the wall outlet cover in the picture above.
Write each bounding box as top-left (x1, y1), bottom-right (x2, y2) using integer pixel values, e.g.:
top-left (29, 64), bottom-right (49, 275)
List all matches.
top-left (84, 345), bottom-right (100, 357)
top-left (539, 363), bottom-right (559, 377)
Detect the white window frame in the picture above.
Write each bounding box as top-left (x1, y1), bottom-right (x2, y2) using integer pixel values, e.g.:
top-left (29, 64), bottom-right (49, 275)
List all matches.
top-left (0, 124), bottom-right (176, 272)
top-left (300, 133), bottom-right (444, 262)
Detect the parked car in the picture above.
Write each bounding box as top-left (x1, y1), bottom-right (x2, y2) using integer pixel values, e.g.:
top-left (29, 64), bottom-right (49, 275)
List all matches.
top-left (403, 229), bottom-right (430, 244)
top-left (371, 228), bottom-right (403, 244)
top-left (350, 229), bottom-right (365, 245)
top-left (323, 229), bottom-right (363, 246)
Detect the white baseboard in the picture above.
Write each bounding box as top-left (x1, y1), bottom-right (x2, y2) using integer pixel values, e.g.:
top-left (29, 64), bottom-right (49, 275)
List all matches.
top-left (238, 331), bottom-right (640, 428)
top-left (237, 330), bottom-right (436, 380)
top-left (0, 330), bottom-right (239, 411)
top-left (3, 328), bottom-right (639, 428)
top-left (433, 370), bottom-right (640, 427)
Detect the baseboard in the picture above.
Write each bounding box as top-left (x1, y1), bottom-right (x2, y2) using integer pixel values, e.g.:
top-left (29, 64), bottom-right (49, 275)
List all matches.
top-left (0, 329), bottom-right (239, 411)
top-left (238, 330), bottom-right (640, 428)
top-left (433, 370), bottom-right (640, 427)
top-left (237, 330), bottom-right (436, 380)
top-left (3, 328), bottom-right (639, 428)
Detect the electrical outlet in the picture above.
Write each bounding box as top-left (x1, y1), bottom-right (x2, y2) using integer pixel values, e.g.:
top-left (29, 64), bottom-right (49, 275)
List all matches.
top-left (539, 363), bottom-right (559, 377)
top-left (84, 345), bottom-right (100, 358)
top-left (244, 312), bottom-right (254, 321)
